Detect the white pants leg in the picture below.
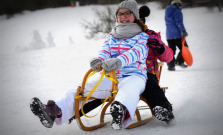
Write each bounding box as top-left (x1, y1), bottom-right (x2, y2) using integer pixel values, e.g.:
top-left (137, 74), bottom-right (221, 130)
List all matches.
top-left (55, 74), bottom-right (112, 125)
top-left (114, 75), bottom-right (145, 128)
top-left (54, 74), bottom-right (145, 128)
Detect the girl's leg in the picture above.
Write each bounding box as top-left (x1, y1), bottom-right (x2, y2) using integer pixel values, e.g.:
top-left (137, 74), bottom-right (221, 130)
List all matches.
top-left (112, 75), bottom-right (146, 128)
top-left (167, 39), bottom-right (177, 70)
top-left (142, 74), bottom-right (168, 109)
top-left (55, 74), bottom-right (112, 125)
top-left (176, 38), bottom-right (189, 68)
top-left (142, 74), bottom-right (174, 123)
top-left (68, 99), bottom-right (103, 123)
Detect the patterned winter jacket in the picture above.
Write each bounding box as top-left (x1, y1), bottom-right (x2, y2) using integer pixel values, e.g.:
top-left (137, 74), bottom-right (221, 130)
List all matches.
top-left (98, 32), bottom-right (149, 82)
top-left (145, 29), bottom-right (173, 78)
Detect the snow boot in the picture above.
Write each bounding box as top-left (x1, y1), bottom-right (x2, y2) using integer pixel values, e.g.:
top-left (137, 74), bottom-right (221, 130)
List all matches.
top-left (110, 101), bottom-right (126, 130)
top-left (152, 102), bottom-right (174, 124)
top-left (30, 97), bottom-right (61, 128)
top-left (175, 62), bottom-right (188, 68)
top-left (168, 66), bottom-right (175, 71)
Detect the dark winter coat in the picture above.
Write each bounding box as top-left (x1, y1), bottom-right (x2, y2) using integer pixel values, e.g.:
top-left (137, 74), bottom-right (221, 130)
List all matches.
top-left (165, 5), bottom-right (186, 40)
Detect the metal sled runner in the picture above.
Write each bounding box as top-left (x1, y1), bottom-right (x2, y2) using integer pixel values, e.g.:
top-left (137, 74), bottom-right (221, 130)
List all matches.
top-left (74, 62), bottom-right (167, 131)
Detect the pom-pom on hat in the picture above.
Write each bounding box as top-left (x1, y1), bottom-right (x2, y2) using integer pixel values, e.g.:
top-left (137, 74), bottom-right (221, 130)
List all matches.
top-left (139, 5), bottom-right (150, 23)
top-left (116, 0), bottom-right (139, 20)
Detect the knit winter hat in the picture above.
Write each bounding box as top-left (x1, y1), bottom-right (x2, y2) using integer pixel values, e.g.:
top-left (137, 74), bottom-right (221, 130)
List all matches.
top-left (116, 0), bottom-right (139, 20)
top-left (171, 0), bottom-right (182, 5)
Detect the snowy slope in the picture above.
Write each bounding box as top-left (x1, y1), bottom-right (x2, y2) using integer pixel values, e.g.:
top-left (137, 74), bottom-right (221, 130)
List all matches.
top-left (0, 2), bottom-right (223, 135)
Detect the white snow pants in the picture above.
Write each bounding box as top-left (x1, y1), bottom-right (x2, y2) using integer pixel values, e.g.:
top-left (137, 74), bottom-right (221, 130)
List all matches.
top-left (55, 74), bottom-right (145, 128)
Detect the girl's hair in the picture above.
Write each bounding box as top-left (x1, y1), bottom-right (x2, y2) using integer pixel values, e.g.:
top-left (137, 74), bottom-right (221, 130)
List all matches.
top-left (135, 19), bottom-right (146, 32)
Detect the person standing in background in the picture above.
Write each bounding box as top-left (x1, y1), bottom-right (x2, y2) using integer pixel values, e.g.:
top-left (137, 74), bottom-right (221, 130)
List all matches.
top-left (165, 0), bottom-right (189, 71)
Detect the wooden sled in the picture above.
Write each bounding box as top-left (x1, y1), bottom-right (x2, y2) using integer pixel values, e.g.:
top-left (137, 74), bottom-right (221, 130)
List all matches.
top-left (75, 62), bottom-right (167, 131)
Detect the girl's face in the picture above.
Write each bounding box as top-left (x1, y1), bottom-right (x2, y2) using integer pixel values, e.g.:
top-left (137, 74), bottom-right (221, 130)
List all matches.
top-left (117, 8), bottom-right (135, 23)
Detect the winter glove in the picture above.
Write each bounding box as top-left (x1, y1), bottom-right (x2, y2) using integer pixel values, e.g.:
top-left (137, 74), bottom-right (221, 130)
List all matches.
top-left (90, 58), bottom-right (102, 72)
top-left (101, 58), bottom-right (122, 72)
top-left (148, 30), bottom-right (158, 36)
top-left (147, 38), bottom-right (165, 55)
top-left (181, 31), bottom-right (188, 37)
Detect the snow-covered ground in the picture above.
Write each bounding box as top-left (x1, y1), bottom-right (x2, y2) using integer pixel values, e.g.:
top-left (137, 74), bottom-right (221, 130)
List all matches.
top-left (0, 2), bottom-right (223, 135)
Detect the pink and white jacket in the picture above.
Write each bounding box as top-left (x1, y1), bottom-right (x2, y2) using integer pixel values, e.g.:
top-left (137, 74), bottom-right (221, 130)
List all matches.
top-left (98, 32), bottom-right (149, 82)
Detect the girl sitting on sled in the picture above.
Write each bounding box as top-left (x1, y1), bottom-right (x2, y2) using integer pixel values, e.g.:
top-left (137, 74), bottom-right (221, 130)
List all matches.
top-left (30, 0), bottom-right (150, 130)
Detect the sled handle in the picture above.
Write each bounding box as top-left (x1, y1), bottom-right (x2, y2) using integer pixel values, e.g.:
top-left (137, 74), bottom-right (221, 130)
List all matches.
top-left (79, 68), bottom-right (118, 94)
top-left (76, 68), bottom-right (118, 118)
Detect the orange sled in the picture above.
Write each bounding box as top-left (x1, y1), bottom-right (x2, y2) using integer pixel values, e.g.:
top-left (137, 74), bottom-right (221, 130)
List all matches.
top-left (74, 62), bottom-right (168, 131)
top-left (182, 38), bottom-right (193, 66)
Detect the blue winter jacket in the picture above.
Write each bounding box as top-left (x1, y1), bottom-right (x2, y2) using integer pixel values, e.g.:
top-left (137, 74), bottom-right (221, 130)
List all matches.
top-left (165, 5), bottom-right (186, 40)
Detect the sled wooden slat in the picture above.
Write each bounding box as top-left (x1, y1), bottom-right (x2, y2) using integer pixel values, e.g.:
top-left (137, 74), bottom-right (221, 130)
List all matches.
top-left (127, 116), bottom-right (155, 129)
top-left (74, 62), bottom-right (167, 131)
top-left (77, 97), bottom-right (98, 101)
